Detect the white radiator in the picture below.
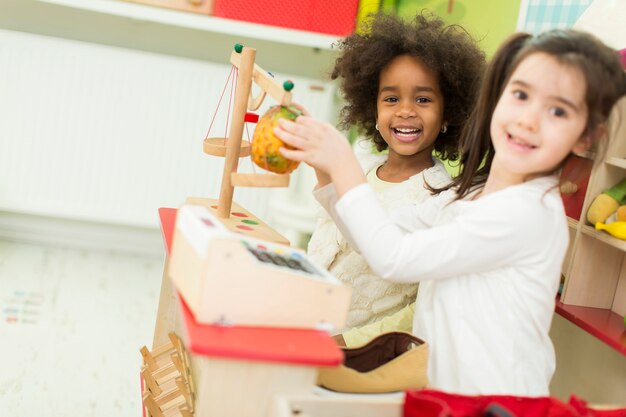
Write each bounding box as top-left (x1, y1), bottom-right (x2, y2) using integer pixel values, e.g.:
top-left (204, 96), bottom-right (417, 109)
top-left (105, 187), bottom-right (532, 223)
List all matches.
top-left (0, 29), bottom-right (336, 249)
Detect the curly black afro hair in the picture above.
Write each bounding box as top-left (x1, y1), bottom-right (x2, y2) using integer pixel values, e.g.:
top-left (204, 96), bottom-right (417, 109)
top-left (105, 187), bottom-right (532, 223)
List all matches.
top-left (331, 12), bottom-right (486, 161)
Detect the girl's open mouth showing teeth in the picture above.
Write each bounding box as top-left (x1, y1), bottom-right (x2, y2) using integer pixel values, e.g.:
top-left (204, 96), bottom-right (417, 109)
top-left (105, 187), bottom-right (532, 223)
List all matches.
top-left (393, 128), bottom-right (421, 142)
top-left (507, 133), bottom-right (536, 149)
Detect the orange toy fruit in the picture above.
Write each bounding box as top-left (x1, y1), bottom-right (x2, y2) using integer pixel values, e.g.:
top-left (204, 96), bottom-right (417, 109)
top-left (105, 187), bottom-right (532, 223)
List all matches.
top-left (252, 105), bottom-right (302, 174)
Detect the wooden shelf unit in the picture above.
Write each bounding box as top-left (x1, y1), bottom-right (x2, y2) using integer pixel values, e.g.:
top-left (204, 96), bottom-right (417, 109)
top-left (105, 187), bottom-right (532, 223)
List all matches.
top-left (606, 157), bottom-right (626, 170)
top-left (560, 96), bottom-right (626, 340)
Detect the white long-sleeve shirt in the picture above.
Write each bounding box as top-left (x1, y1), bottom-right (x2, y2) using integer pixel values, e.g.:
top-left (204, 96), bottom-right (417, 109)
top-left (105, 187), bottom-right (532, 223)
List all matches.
top-left (314, 175), bottom-right (567, 396)
top-left (307, 155), bottom-right (450, 329)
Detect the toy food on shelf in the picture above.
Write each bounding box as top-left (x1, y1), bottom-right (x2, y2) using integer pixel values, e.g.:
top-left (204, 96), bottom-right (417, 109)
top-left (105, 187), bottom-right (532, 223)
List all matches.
top-left (586, 177), bottom-right (626, 225)
top-left (595, 221), bottom-right (626, 240)
top-left (251, 104), bottom-right (302, 174)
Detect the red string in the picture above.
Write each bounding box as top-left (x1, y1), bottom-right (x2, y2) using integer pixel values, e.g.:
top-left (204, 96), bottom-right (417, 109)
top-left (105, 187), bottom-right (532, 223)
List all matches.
top-left (225, 68), bottom-right (237, 145)
top-left (205, 66), bottom-right (234, 140)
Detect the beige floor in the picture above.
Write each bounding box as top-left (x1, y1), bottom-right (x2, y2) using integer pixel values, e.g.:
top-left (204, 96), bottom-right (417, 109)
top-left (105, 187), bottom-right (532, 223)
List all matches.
top-left (0, 239), bottom-right (163, 417)
top-left (549, 314), bottom-right (626, 405)
top-left (1, 238), bottom-right (625, 415)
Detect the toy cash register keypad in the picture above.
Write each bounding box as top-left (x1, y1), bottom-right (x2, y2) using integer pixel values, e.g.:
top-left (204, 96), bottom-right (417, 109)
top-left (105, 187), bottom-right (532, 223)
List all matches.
top-left (244, 244), bottom-right (321, 277)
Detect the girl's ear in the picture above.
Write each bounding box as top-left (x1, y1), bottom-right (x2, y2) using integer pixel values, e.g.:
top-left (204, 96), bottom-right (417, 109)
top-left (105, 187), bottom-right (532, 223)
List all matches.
top-left (572, 134), bottom-right (592, 155)
top-left (572, 123), bottom-right (606, 155)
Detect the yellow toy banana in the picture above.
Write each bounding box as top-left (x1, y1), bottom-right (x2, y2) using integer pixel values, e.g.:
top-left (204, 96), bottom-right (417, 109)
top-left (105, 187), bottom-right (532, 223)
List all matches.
top-left (595, 221), bottom-right (626, 240)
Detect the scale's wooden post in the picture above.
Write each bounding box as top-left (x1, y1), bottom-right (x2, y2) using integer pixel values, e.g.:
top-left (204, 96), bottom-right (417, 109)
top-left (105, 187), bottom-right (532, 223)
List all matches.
top-left (217, 46), bottom-right (256, 218)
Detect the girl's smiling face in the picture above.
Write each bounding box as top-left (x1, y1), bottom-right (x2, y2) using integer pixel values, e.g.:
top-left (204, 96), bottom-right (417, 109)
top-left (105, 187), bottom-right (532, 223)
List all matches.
top-left (376, 54), bottom-right (445, 161)
top-left (490, 52), bottom-right (590, 183)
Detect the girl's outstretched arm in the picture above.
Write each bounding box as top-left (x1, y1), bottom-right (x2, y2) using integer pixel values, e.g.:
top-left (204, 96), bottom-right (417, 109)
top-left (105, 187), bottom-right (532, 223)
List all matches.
top-left (327, 180), bottom-right (565, 283)
top-left (274, 116), bottom-right (366, 196)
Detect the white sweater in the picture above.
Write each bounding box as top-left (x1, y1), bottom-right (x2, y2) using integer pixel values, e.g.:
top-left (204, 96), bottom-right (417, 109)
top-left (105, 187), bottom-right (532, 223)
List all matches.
top-left (314, 175), bottom-right (567, 396)
top-left (307, 155), bottom-right (450, 328)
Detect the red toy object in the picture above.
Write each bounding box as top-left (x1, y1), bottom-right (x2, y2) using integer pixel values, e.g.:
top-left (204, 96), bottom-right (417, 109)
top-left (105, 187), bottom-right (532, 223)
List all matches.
top-left (403, 389), bottom-right (626, 417)
top-left (177, 294), bottom-right (343, 366)
top-left (244, 112), bottom-right (259, 123)
top-left (213, 0), bottom-right (359, 36)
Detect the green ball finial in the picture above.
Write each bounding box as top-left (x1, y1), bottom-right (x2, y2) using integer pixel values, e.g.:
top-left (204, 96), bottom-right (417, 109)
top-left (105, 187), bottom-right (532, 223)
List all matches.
top-left (234, 43), bottom-right (243, 53)
top-left (283, 80), bottom-right (294, 91)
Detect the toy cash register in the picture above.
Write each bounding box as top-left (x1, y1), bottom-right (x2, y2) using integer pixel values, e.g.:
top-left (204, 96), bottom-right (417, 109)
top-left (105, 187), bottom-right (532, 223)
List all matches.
top-left (168, 204), bottom-right (351, 330)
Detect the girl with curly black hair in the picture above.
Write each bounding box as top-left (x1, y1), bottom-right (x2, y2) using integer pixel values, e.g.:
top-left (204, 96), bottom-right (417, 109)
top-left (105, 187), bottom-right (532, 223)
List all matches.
top-left (305, 12), bottom-right (485, 344)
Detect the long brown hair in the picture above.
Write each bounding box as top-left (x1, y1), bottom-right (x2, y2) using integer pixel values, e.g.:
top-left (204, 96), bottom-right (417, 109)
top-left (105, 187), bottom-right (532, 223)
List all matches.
top-left (436, 29), bottom-right (626, 199)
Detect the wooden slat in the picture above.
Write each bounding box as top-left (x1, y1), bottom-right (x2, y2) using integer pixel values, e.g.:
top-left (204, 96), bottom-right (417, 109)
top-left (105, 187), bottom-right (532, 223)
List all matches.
top-left (231, 173), bottom-right (290, 187)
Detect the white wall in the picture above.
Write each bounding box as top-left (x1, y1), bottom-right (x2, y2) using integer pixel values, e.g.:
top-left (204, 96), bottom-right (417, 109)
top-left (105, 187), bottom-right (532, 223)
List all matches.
top-left (0, 9), bottom-right (339, 254)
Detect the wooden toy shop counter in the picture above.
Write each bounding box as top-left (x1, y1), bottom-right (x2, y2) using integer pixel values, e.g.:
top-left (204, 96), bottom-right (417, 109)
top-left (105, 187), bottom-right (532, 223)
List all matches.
top-left (152, 207), bottom-right (403, 417)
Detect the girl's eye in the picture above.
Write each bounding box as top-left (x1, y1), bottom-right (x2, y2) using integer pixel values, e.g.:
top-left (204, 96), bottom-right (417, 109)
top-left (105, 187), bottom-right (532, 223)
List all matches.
top-left (512, 90), bottom-right (528, 100)
top-left (550, 107), bottom-right (567, 118)
top-left (383, 96), bottom-right (398, 103)
top-left (416, 97), bottom-right (431, 104)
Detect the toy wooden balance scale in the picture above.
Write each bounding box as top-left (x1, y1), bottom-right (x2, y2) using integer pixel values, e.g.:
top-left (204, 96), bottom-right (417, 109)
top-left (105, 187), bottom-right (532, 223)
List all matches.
top-left (192, 42), bottom-right (298, 245)
top-left (143, 44), bottom-right (372, 417)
